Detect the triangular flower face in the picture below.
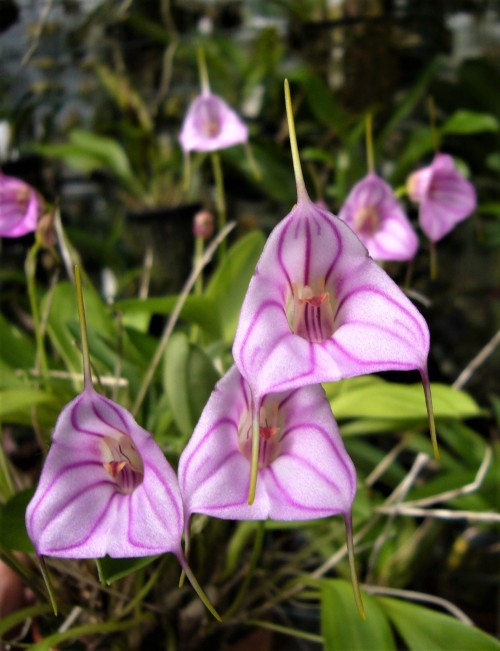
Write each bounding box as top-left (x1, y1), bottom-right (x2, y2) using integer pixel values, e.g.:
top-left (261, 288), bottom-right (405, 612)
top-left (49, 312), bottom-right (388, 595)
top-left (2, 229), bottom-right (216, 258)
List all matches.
top-left (178, 366), bottom-right (356, 522)
top-left (338, 173), bottom-right (418, 261)
top-left (179, 92), bottom-right (248, 153)
top-left (26, 386), bottom-right (184, 559)
top-left (0, 173), bottom-right (43, 238)
top-left (407, 153), bottom-right (477, 242)
top-left (232, 194), bottom-right (430, 401)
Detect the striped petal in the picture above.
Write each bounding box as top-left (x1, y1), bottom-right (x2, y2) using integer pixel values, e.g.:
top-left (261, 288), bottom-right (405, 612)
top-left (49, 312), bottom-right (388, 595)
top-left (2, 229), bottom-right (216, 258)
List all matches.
top-left (233, 195), bottom-right (430, 400)
top-left (26, 387), bottom-right (183, 558)
top-left (178, 366), bottom-right (356, 522)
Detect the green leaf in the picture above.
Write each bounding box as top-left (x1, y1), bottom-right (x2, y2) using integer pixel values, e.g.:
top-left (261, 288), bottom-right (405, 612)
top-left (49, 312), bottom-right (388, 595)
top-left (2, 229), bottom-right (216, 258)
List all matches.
top-left (329, 379), bottom-right (483, 421)
top-left (163, 332), bottom-right (220, 438)
top-left (321, 579), bottom-right (396, 651)
top-left (96, 556), bottom-right (158, 584)
top-left (379, 596), bottom-right (500, 651)
top-left (205, 231), bottom-right (265, 344)
top-left (0, 314), bottom-right (36, 369)
top-left (0, 388), bottom-right (58, 419)
top-left (115, 295), bottom-right (222, 340)
top-left (0, 488), bottom-right (35, 552)
top-left (441, 110), bottom-right (499, 135)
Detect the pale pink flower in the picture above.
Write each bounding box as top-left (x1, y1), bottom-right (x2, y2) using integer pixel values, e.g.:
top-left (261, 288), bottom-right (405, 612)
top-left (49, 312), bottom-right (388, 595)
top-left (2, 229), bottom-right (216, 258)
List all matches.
top-left (407, 153), bottom-right (476, 242)
top-left (0, 173), bottom-right (43, 238)
top-left (179, 92), bottom-right (248, 153)
top-left (338, 173), bottom-right (418, 261)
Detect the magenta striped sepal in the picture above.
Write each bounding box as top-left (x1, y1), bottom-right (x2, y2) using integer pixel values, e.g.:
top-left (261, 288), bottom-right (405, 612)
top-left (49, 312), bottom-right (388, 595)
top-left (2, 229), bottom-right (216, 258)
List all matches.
top-left (178, 365), bottom-right (356, 523)
top-left (232, 194), bottom-right (430, 402)
top-left (26, 386), bottom-right (184, 559)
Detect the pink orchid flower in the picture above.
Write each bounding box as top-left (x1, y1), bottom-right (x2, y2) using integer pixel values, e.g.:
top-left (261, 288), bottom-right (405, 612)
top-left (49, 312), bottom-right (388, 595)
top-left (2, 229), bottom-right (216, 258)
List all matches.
top-left (407, 153), bottom-right (477, 242)
top-left (338, 173), bottom-right (418, 261)
top-left (26, 386), bottom-right (184, 559)
top-left (178, 365), bottom-right (356, 523)
top-left (179, 91), bottom-right (248, 153)
top-left (0, 173), bottom-right (43, 238)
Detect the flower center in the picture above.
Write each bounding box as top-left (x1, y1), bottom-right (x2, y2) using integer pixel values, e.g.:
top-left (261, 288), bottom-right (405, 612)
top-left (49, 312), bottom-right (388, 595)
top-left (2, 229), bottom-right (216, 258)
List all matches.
top-left (16, 187), bottom-right (30, 212)
top-left (354, 205), bottom-right (380, 236)
top-left (199, 101), bottom-right (222, 138)
top-left (286, 281), bottom-right (336, 343)
top-left (238, 400), bottom-right (283, 468)
top-left (102, 434), bottom-right (144, 494)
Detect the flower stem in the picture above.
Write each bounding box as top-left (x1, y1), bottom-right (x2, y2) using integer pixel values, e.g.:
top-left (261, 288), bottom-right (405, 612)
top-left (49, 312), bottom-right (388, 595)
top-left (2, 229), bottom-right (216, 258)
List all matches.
top-left (211, 151), bottom-right (227, 258)
top-left (38, 556), bottom-right (59, 616)
top-left (25, 242), bottom-right (49, 383)
top-left (420, 369), bottom-right (440, 461)
top-left (248, 400), bottom-right (260, 505)
top-left (284, 79), bottom-right (307, 202)
top-left (179, 557), bottom-right (221, 622)
top-left (74, 265), bottom-right (93, 390)
top-left (365, 113), bottom-right (375, 174)
top-left (344, 514), bottom-right (366, 621)
top-left (428, 96), bottom-right (440, 152)
top-left (197, 47), bottom-right (210, 94)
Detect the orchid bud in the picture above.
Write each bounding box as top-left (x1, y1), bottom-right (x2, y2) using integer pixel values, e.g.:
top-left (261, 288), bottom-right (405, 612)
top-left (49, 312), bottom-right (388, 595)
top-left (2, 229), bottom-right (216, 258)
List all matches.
top-left (193, 210), bottom-right (215, 240)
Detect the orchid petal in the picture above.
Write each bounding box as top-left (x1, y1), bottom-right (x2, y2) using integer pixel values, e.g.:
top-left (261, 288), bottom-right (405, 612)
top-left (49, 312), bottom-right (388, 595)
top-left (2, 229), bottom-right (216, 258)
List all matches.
top-left (338, 173), bottom-right (418, 261)
top-left (0, 174), bottom-right (42, 238)
top-left (408, 153), bottom-right (477, 242)
top-left (178, 366), bottom-right (356, 523)
top-left (26, 387), bottom-right (184, 558)
top-left (233, 195), bottom-right (430, 400)
top-left (179, 92), bottom-right (248, 153)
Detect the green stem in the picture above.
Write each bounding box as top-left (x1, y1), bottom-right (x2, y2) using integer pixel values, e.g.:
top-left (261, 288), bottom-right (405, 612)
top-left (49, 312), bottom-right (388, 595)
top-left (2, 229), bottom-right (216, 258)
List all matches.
top-left (117, 559), bottom-right (166, 619)
top-left (211, 151), bottom-right (227, 258)
top-left (284, 79), bottom-right (307, 201)
top-left (197, 46), bottom-right (210, 94)
top-left (420, 369), bottom-right (440, 461)
top-left (365, 113), bottom-right (375, 173)
top-left (38, 556), bottom-right (59, 616)
top-left (345, 514), bottom-right (366, 620)
top-left (179, 558), bottom-right (221, 622)
top-left (247, 619), bottom-right (323, 644)
top-left (132, 222), bottom-right (236, 416)
top-left (25, 242), bottom-right (49, 383)
top-left (74, 265), bottom-right (93, 389)
top-left (224, 521), bottom-right (265, 618)
top-left (428, 96), bottom-right (440, 152)
top-left (194, 235), bottom-right (204, 295)
top-left (248, 400), bottom-right (260, 505)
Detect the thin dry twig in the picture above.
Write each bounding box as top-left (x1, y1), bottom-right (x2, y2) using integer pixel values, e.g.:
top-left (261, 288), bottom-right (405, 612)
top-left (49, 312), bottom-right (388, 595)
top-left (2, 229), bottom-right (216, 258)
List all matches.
top-left (375, 505), bottom-right (500, 523)
top-left (453, 329), bottom-right (500, 390)
top-left (362, 585), bottom-right (474, 625)
top-left (21, 0), bottom-right (55, 67)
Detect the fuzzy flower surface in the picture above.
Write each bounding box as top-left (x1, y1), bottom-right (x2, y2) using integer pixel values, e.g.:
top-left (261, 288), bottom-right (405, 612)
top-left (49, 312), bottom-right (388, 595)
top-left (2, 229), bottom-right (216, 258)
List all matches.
top-left (407, 153), bottom-right (476, 242)
top-left (338, 173), bottom-right (418, 261)
top-left (0, 173), bottom-right (42, 238)
top-left (179, 92), bottom-right (248, 153)
top-left (232, 193), bottom-right (430, 403)
top-left (26, 386), bottom-right (184, 558)
top-left (178, 366), bottom-right (356, 522)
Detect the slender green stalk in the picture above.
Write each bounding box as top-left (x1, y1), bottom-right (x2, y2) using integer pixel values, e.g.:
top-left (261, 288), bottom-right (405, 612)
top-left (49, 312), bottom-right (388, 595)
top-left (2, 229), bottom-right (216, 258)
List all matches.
top-left (284, 79), bottom-right (307, 201)
top-left (132, 222), bottom-right (235, 416)
top-left (38, 556), bottom-right (59, 616)
top-left (117, 559), bottom-right (166, 619)
top-left (197, 47), bottom-right (210, 94)
top-left (194, 235), bottom-right (204, 296)
top-left (25, 242), bottom-right (49, 382)
top-left (365, 113), bottom-right (375, 173)
top-left (224, 521), bottom-right (265, 618)
top-left (74, 265), bottom-right (93, 389)
top-left (420, 369), bottom-right (440, 461)
top-left (247, 619), bottom-right (323, 644)
top-left (211, 151), bottom-right (227, 258)
top-left (179, 558), bottom-right (221, 622)
top-left (345, 514), bottom-right (366, 620)
top-left (428, 96), bottom-right (440, 152)
top-left (248, 401), bottom-right (260, 505)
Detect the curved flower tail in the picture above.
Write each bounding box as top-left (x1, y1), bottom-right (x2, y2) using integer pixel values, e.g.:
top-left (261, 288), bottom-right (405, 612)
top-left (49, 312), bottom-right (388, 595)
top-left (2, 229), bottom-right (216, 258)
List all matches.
top-left (345, 513), bottom-right (366, 621)
top-left (420, 368), bottom-right (439, 461)
top-left (178, 554), bottom-right (222, 622)
top-left (248, 398), bottom-right (261, 505)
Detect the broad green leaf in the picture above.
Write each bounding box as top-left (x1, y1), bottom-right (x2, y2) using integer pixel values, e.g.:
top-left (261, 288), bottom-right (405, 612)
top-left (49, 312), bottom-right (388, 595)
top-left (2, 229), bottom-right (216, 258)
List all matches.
top-left (96, 555), bottom-right (158, 584)
top-left (0, 388), bottom-right (58, 419)
top-left (205, 231), bottom-right (266, 344)
top-left (115, 295), bottom-right (222, 339)
top-left (441, 110), bottom-right (499, 135)
top-left (379, 596), bottom-right (500, 651)
top-left (163, 332), bottom-right (219, 438)
top-left (0, 314), bottom-right (36, 369)
top-left (321, 579), bottom-right (396, 651)
top-left (329, 380), bottom-right (483, 421)
top-left (0, 488), bottom-right (35, 552)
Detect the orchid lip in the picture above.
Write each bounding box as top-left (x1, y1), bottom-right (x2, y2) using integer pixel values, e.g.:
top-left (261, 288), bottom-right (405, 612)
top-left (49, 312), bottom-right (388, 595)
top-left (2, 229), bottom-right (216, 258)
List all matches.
top-left (286, 280), bottom-right (336, 343)
top-left (101, 434), bottom-right (144, 494)
top-left (238, 398), bottom-right (283, 468)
